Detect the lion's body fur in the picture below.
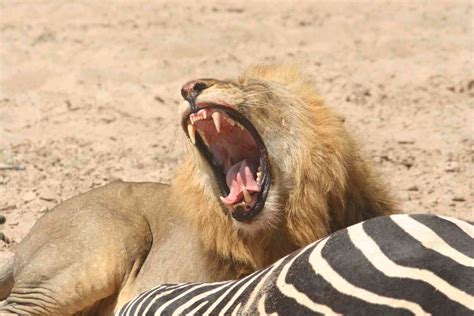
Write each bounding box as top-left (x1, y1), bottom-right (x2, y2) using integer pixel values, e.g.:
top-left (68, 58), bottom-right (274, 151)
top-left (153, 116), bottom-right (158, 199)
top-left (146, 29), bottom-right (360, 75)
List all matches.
top-left (0, 65), bottom-right (396, 315)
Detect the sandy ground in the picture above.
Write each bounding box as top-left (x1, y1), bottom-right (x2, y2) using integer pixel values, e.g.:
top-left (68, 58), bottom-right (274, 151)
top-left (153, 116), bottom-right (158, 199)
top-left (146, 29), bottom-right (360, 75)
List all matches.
top-left (0, 1), bottom-right (472, 254)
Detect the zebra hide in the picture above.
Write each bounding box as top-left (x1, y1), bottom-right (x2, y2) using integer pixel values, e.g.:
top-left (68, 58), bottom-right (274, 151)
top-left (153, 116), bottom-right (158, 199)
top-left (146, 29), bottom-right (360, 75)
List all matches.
top-left (117, 214), bottom-right (474, 315)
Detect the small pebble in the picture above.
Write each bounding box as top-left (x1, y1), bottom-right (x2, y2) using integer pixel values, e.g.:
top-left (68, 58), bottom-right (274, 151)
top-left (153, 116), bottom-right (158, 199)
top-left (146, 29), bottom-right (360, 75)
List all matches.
top-left (407, 185), bottom-right (419, 191)
top-left (39, 188), bottom-right (57, 202)
top-left (0, 163), bottom-right (25, 171)
top-left (452, 196), bottom-right (465, 202)
top-left (0, 175), bottom-right (10, 185)
top-left (0, 205), bottom-right (16, 211)
top-left (40, 207), bottom-right (50, 213)
top-left (22, 191), bottom-right (37, 203)
top-left (445, 162), bottom-right (459, 172)
top-left (154, 95), bottom-right (165, 103)
top-left (397, 140), bottom-right (415, 145)
top-left (0, 232), bottom-right (9, 243)
top-left (0, 214), bottom-right (6, 225)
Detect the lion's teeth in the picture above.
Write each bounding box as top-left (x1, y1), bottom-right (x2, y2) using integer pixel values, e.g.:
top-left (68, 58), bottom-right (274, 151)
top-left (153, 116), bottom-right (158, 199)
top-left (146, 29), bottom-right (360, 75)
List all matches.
top-left (199, 131), bottom-right (209, 146)
top-left (212, 111), bottom-right (221, 133)
top-left (187, 123), bottom-right (196, 144)
top-left (196, 109), bottom-right (208, 120)
top-left (220, 196), bottom-right (229, 206)
top-left (226, 117), bottom-right (236, 126)
top-left (242, 186), bottom-right (252, 203)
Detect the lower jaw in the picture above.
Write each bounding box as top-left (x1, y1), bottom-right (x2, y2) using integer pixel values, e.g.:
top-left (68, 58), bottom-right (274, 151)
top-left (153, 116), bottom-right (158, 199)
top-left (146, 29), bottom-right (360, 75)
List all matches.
top-left (230, 205), bottom-right (262, 223)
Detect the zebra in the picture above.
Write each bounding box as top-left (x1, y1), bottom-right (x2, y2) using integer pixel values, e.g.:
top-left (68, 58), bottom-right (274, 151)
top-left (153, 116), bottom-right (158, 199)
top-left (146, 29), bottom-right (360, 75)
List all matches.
top-left (117, 214), bottom-right (474, 315)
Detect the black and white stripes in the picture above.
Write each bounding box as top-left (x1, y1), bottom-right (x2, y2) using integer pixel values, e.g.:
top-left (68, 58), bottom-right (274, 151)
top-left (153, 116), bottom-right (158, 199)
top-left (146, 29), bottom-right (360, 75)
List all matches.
top-left (117, 214), bottom-right (474, 315)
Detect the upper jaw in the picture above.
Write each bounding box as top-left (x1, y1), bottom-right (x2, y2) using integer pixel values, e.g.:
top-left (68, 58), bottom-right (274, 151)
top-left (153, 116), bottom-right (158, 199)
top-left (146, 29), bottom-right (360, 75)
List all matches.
top-left (180, 102), bottom-right (272, 223)
top-left (180, 101), bottom-right (237, 125)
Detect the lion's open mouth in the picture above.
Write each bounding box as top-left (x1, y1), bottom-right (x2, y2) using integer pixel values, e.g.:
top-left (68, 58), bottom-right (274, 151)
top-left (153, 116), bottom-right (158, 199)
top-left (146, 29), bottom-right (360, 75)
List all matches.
top-left (181, 104), bottom-right (271, 222)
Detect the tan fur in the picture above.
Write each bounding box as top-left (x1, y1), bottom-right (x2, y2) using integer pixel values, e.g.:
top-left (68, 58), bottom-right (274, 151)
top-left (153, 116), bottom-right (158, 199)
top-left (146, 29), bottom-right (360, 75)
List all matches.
top-left (174, 64), bottom-right (396, 273)
top-left (0, 65), bottom-right (397, 315)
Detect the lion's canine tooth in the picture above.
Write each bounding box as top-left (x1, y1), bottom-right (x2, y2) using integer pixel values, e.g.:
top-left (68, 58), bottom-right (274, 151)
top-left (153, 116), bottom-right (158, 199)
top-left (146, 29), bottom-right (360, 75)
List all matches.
top-left (200, 131), bottom-right (209, 146)
top-left (242, 186), bottom-right (252, 203)
top-left (212, 111), bottom-right (221, 133)
top-left (220, 196), bottom-right (230, 206)
top-left (187, 123), bottom-right (196, 144)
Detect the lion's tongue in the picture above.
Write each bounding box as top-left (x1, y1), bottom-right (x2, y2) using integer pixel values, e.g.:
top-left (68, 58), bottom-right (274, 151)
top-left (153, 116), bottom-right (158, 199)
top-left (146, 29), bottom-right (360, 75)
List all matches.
top-left (220, 159), bottom-right (260, 205)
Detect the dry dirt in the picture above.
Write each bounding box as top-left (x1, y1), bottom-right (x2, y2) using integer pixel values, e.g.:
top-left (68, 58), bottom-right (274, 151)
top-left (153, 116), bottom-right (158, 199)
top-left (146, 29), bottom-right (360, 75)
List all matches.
top-left (0, 1), bottom-right (472, 255)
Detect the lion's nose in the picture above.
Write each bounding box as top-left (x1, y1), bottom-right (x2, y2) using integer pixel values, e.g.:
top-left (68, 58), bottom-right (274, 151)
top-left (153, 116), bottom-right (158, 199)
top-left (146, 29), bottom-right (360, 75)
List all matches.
top-left (180, 79), bottom-right (213, 103)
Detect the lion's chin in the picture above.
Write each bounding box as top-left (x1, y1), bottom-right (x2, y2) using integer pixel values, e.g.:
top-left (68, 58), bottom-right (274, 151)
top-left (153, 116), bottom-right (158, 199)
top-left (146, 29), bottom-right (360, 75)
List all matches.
top-left (231, 189), bottom-right (282, 235)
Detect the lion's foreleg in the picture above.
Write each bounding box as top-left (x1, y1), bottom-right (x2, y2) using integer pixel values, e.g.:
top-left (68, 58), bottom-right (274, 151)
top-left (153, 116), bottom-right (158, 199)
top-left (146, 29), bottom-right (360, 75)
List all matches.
top-left (1, 204), bottom-right (152, 315)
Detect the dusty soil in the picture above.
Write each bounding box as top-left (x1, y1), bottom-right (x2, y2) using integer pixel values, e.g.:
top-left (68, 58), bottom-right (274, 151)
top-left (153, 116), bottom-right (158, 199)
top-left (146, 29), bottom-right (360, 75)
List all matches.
top-left (0, 1), bottom-right (472, 255)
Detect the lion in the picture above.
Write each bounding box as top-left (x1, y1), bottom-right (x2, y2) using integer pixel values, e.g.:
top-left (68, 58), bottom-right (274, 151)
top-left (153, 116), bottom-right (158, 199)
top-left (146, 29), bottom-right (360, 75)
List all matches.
top-left (0, 65), bottom-right (397, 315)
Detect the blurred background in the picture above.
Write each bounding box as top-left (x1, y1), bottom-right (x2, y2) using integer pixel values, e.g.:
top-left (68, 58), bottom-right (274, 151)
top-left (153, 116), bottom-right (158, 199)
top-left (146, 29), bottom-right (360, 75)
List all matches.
top-left (0, 1), bottom-right (472, 251)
